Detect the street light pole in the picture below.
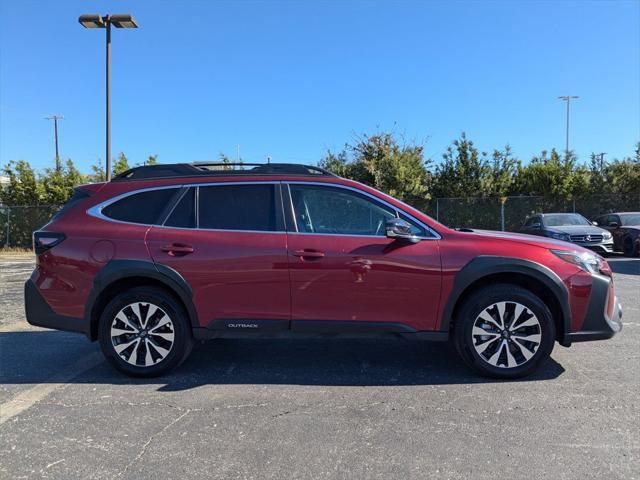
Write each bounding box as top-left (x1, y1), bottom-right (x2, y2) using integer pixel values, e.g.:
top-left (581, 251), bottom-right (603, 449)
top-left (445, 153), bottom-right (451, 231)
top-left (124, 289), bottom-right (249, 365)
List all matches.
top-left (106, 17), bottom-right (111, 180)
top-left (79, 13), bottom-right (138, 182)
top-left (558, 95), bottom-right (579, 156)
top-left (45, 115), bottom-right (64, 172)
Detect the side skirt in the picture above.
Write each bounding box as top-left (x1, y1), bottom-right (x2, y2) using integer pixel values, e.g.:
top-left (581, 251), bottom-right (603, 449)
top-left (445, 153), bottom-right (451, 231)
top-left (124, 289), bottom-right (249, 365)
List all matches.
top-left (193, 319), bottom-right (449, 342)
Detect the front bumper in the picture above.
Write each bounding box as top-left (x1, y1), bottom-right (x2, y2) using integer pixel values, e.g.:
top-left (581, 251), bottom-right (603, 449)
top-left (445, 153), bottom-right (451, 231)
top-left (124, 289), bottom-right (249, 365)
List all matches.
top-left (573, 240), bottom-right (614, 254)
top-left (564, 273), bottom-right (622, 344)
top-left (24, 279), bottom-right (89, 335)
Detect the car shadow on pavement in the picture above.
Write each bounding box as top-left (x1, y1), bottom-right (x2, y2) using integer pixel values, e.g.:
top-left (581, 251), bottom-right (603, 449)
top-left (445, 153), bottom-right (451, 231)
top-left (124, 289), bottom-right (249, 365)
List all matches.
top-left (0, 331), bottom-right (565, 391)
top-left (607, 258), bottom-right (640, 275)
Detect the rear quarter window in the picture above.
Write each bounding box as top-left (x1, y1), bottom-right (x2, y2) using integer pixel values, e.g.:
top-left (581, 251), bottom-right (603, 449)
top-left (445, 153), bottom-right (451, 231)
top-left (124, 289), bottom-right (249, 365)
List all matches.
top-left (102, 188), bottom-right (180, 225)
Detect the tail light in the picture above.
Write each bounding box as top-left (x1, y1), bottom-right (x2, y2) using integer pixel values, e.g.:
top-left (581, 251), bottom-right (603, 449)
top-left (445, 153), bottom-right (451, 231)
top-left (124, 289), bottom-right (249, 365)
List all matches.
top-left (33, 231), bottom-right (66, 254)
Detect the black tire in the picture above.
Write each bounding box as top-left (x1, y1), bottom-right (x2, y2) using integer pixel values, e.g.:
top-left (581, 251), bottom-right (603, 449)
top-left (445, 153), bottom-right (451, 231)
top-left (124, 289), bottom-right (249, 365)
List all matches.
top-left (98, 286), bottom-right (193, 377)
top-left (453, 284), bottom-right (556, 379)
top-left (623, 236), bottom-right (639, 257)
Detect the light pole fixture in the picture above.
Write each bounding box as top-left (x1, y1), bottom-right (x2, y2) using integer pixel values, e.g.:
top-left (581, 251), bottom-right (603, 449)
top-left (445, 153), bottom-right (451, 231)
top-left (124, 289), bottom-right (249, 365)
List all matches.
top-left (558, 95), bottom-right (579, 157)
top-left (79, 14), bottom-right (138, 181)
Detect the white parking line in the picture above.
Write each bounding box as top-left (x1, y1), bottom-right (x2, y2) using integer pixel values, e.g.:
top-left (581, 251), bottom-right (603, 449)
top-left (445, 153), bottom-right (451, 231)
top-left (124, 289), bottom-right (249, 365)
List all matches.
top-left (0, 351), bottom-right (104, 425)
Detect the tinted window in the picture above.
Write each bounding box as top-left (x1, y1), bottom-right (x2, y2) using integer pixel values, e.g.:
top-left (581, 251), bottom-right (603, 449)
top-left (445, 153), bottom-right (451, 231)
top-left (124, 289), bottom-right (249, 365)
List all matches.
top-left (199, 184), bottom-right (276, 231)
top-left (102, 188), bottom-right (178, 224)
top-left (290, 184), bottom-right (396, 236)
top-left (164, 188), bottom-right (196, 228)
top-left (620, 214), bottom-right (640, 226)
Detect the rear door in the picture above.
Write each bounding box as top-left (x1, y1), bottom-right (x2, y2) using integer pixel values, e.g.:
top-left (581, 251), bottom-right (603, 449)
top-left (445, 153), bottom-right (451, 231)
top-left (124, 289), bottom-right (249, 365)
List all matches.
top-left (284, 182), bottom-right (441, 332)
top-left (146, 182), bottom-right (290, 330)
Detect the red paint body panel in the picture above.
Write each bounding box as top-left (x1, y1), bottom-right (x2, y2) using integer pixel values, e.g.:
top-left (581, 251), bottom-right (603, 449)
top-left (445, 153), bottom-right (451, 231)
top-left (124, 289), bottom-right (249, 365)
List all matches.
top-left (286, 233), bottom-right (441, 330)
top-left (146, 227), bottom-right (290, 326)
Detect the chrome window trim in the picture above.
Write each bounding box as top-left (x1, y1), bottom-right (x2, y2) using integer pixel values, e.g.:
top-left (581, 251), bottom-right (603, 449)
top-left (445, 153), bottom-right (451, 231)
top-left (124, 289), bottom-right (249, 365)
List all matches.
top-left (285, 181), bottom-right (441, 240)
top-left (86, 185), bottom-right (182, 227)
top-left (86, 179), bottom-right (441, 239)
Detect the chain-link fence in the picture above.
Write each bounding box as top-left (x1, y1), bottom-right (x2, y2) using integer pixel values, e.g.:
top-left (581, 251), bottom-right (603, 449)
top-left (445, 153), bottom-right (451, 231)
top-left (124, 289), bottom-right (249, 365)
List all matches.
top-left (0, 193), bottom-right (638, 248)
top-left (430, 194), bottom-right (640, 231)
top-left (0, 206), bottom-right (60, 248)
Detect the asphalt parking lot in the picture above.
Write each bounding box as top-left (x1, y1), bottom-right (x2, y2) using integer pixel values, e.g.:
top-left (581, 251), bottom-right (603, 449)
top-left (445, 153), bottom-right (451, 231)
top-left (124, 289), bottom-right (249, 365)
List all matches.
top-left (0, 255), bottom-right (638, 479)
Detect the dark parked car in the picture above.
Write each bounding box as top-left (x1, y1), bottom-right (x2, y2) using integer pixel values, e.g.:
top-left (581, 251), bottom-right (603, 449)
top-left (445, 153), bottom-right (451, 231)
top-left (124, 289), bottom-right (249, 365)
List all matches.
top-left (25, 163), bottom-right (622, 379)
top-left (593, 212), bottom-right (640, 257)
top-left (519, 213), bottom-right (614, 254)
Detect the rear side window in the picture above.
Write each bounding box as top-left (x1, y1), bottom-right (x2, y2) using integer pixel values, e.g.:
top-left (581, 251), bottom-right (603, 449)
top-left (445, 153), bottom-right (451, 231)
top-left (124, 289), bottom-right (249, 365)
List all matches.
top-left (164, 188), bottom-right (196, 228)
top-left (199, 184), bottom-right (276, 231)
top-left (102, 188), bottom-right (179, 225)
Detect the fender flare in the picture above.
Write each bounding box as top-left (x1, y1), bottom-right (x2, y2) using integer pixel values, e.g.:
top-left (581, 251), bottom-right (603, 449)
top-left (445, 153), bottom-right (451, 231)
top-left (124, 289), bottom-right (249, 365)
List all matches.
top-left (84, 259), bottom-right (199, 337)
top-left (440, 256), bottom-right (571, 337)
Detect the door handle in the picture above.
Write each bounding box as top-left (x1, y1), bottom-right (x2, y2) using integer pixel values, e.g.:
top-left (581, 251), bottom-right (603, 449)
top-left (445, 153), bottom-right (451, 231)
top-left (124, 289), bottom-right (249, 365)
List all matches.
top-left (161, 243), bottom-right (194, 256)
top-left (292, 249), bottom-right (325, 259)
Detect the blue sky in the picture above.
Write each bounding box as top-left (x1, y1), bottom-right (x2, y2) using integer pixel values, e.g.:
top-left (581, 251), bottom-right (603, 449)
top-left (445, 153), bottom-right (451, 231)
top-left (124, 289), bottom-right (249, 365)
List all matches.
top-left (1, 0), bottom-right (638, 173)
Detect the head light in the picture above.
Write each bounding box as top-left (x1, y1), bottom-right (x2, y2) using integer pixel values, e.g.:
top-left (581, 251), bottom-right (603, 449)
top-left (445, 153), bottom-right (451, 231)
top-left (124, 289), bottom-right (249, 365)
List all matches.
top-left (603, 232), bottom-right (612, 240)
top-left (551, 249), bottom-right (603, 274)
top-left (550, 232), bottom-right (570, 241)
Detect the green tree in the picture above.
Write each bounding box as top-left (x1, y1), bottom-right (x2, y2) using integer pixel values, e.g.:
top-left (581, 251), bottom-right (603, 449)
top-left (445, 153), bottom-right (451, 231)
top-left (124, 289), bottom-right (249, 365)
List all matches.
top-left (0, 160), bottom-right (42, 205)
top-left (87, 160), bottom-right (106, 182)
top-left (431, 133), bottom-right (491, 198)
top-left (319, 132), bottom-right (431, 209)
top-left (145, 155), bottom-right (158, 166)
top-left (41, 159), bottom-right (84, 205)
top-left (112, 152), bottom-right (130, 176)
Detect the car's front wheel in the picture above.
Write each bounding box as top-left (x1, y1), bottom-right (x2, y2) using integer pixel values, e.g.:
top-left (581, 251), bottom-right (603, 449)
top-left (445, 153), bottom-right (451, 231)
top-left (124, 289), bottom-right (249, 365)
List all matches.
top-left (98, 286), bottom-right (193, 377)
top-left (454, 284), bottom-right (556, 379)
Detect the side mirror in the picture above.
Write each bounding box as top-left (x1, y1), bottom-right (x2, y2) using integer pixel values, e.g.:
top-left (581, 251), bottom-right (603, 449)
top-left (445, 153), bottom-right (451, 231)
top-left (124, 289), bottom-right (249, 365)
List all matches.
top-left (532, 222), bottom-right (541, 229)
top-left (591, 221), bottom-right (598, 226)
top-left (385, 218), bottom-right (420, 244)
top-left (609, 222), bottom-right (619, 228)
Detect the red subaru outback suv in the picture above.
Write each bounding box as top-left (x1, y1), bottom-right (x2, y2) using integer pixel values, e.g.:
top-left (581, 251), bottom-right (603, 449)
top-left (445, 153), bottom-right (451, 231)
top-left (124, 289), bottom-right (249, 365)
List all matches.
top-left (25, 163), bottom-right (622, 378)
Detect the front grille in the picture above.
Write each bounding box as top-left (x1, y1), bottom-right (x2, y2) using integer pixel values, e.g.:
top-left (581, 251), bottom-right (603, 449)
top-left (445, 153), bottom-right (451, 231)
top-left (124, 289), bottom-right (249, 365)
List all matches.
top-left (570, 234), bottom-right (603, 243)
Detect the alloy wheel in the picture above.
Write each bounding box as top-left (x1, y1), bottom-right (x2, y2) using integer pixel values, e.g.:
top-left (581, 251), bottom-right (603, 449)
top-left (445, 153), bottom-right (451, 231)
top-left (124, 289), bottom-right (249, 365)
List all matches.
top-left (110, 302), bottom-right (175, 367)
top-left (471, 301), bottom-right (542, 369)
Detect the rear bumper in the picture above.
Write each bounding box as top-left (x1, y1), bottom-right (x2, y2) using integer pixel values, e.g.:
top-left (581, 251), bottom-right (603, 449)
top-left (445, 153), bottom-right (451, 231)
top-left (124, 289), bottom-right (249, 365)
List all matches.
top-left (24, 279), bottom-right (89, 336)
top-left (564, 274), bottom-right (622, 344)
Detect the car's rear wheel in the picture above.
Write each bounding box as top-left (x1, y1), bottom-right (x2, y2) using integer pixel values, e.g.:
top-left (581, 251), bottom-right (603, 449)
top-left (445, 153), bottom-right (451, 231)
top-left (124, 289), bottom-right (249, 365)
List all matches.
top-left (623, 236), bottom-right (639, 257)
top-left (454, 284), bottom-right (556, 379)
top-left (99, 286), bottom-right (193, 377)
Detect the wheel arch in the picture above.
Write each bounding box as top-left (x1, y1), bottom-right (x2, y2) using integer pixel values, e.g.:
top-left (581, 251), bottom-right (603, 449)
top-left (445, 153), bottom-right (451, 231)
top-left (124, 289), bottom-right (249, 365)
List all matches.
top-left (85, 260), bottom-right (198, 341)
top-left (442, 256), bottom-right (571, 343)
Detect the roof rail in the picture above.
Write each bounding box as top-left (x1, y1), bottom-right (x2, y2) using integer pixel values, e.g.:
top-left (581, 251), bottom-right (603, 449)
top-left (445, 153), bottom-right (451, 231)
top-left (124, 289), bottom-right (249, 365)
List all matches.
top-left (112, 162), bottom-right (335, 181)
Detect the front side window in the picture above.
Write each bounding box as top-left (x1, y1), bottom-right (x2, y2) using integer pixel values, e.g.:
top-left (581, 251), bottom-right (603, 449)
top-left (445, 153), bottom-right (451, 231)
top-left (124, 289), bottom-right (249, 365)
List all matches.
top-left (102, 188), bottom-right (179, 225)
top-left (198, 184), bottom-right (276, 231)
top-left (289, 184), bottom-right (396, 236)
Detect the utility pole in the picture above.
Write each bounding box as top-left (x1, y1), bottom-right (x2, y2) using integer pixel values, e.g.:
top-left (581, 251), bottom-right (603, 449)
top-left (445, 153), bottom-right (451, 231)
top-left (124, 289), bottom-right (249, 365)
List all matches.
top-left (266, 155), bottom-right (271, 164)
top-left (236, 144), bottom-right (241, 162)
top-left (597, 152), bottom-right (607, 171)
top-left (558, 95), bottom-right (579, 156)
top-left (45, 115), bottom-right (64, 172)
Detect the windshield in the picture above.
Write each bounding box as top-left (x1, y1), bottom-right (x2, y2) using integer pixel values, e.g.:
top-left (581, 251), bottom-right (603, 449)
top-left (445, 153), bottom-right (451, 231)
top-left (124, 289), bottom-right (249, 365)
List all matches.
top-left (620, 214), bottom-right (640, 226)
top-left (543, 214), bottom-right (590, 227)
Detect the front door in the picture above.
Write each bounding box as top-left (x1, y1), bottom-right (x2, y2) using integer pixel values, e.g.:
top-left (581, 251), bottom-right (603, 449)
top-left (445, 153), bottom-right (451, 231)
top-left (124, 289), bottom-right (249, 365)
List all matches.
top-left (146, 183), bottom-right (290, 329)
top-left (285, 183), bottom-right (441, 332)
